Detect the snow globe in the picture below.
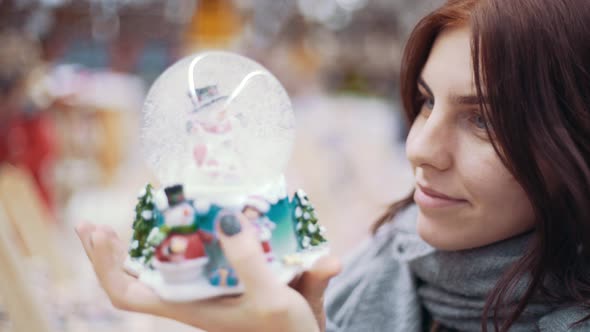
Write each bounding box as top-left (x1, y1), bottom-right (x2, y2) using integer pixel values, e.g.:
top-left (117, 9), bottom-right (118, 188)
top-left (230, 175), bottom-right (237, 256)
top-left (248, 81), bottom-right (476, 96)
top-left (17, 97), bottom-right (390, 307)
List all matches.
top-left (124, 51), bottom-right (329, 302)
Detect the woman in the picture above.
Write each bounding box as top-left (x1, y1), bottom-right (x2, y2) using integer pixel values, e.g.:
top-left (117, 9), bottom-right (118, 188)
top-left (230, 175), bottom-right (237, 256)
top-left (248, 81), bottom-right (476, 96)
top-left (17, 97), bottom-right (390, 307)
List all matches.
top-left (77, 0), bottom-right (590, 330)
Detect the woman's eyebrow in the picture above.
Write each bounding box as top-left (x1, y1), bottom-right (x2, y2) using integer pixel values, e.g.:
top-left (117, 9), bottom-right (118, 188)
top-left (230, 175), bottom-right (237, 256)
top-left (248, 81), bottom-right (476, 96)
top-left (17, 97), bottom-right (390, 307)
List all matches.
top-left (419, 76), bottom-right (488, 105)
top-left (450, 94), bottom-right (489, 105)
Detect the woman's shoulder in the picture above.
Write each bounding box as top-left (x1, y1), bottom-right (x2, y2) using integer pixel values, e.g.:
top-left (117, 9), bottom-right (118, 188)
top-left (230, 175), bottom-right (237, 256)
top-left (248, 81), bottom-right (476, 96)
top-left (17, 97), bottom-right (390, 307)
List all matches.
top-left (324, 204), bottom-right (425, 332)
top-left (324, 208), bottom-right (405, 299)
top-left (331, 203), bottom-right (421, 278)
top-left (538, 306), bottom-right (590, 331)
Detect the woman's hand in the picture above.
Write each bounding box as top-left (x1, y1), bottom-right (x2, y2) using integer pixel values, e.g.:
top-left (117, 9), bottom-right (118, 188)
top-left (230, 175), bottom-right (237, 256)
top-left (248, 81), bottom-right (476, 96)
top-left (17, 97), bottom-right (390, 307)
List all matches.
top-left (75, 214), bottom-right (340, 332)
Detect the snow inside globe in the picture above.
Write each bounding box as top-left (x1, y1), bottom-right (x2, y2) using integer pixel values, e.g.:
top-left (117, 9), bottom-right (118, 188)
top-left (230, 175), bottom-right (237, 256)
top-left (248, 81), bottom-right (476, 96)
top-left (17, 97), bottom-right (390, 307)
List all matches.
top-left (142, 51), bottom-right (295, 204)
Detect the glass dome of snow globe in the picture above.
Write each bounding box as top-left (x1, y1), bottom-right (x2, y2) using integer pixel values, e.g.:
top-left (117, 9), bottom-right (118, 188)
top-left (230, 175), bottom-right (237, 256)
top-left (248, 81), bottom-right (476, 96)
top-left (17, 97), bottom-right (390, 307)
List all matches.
top-left (141, 51), bottom-right (295, 203)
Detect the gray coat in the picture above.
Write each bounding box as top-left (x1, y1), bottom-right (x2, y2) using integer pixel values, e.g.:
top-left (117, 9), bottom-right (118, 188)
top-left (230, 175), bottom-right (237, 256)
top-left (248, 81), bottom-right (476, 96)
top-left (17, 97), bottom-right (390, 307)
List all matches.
top-left (324, 205), bottom-right (590, 331)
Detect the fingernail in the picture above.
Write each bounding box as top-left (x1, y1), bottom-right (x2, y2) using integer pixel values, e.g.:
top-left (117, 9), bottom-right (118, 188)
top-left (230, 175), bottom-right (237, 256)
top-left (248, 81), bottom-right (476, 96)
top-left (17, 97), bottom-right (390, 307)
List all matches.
top-left (220, 215), bottom-right (241, 236)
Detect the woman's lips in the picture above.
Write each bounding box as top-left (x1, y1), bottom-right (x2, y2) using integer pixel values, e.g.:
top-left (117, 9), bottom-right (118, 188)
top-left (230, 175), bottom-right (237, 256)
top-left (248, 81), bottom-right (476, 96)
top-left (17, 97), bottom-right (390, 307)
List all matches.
top-left (414, 184), bottom-right (468, 209)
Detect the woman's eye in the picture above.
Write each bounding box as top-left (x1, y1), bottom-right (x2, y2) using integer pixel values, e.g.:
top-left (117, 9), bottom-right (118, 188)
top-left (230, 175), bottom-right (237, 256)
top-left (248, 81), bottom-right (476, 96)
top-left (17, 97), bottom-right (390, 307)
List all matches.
top-left (417, 93), bottom-right (434, 111)
top-left (471, 113), bottom-right (490, 130)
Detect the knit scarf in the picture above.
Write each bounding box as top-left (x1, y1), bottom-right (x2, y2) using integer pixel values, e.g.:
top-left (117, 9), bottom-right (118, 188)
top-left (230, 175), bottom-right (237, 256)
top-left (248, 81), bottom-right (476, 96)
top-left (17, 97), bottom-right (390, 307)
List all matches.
top-left (325, 205), bottom-right (560, 332)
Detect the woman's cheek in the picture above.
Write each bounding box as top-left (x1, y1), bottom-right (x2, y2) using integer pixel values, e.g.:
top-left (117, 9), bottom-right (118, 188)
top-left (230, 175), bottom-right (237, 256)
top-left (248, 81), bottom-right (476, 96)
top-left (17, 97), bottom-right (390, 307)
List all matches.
top-left (458, 138), bottom-right (534, 238)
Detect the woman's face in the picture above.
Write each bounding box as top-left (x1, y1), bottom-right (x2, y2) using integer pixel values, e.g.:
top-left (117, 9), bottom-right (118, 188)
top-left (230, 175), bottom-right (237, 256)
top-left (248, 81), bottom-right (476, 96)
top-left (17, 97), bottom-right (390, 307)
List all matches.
top-left (406, 26), bottom-right (535, 250)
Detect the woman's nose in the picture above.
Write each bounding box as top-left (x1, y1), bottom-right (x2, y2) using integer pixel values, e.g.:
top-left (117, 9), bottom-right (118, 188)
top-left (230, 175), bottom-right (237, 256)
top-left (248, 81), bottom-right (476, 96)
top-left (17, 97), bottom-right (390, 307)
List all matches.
top-left (406, 108), bottom-right (453, 172)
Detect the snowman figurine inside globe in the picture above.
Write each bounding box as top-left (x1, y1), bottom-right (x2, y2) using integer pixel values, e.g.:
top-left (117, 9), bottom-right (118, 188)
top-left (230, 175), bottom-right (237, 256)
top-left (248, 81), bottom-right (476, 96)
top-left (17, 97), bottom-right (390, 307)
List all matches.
top-left (125, 51), bottom-right (329, 302)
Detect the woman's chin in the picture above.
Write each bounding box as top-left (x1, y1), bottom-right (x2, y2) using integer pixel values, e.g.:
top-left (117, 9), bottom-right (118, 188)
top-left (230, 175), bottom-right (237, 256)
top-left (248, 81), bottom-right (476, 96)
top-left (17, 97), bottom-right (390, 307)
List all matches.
top-left (416, 211), bottom-right (476, 251)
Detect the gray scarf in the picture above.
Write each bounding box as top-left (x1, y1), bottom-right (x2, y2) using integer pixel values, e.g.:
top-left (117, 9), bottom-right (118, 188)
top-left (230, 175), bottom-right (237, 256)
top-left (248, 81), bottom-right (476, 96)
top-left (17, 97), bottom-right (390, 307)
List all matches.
top-left (324, 205), bottom-right (588, 331)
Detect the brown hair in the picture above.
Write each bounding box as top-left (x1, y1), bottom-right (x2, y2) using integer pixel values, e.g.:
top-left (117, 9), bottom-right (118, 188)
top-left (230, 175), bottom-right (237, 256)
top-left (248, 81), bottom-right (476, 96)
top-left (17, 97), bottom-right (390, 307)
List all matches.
top-left (373, 0), bottom-right (590, 330)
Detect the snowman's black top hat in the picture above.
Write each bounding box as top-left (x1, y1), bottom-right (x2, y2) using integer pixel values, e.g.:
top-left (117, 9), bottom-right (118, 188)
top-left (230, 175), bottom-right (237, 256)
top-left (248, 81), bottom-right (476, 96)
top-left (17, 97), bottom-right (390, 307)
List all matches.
top-left (164, 184), bottom-right (185, 207)
top-left (190, 85), bottom-right (228, 112)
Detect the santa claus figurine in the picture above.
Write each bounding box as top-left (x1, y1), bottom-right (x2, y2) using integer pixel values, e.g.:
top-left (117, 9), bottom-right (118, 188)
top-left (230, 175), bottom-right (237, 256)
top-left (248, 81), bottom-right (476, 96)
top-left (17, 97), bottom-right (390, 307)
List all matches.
top-left (154, 185), bottom-right (214, 282)
top-left (242, 196), bottom-right (276, 261)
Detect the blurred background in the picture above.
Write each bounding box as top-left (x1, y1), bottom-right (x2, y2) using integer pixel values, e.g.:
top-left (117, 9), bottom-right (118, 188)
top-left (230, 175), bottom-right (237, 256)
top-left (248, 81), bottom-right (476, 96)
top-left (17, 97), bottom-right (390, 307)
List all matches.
top-left (0, 0), bottom-right (441, 331)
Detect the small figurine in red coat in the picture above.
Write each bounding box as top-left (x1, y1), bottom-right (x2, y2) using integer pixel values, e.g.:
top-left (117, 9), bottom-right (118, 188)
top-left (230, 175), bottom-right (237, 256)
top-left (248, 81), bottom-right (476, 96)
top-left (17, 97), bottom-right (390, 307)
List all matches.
top-left (242, 196), bottom-right (276, 261)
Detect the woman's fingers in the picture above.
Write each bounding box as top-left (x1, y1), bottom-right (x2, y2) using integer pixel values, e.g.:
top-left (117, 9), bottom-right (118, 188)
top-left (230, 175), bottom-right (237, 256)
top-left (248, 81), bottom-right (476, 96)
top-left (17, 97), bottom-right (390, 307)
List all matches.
top-left (293, 255), bottom-right (341, 330)
top-left (75, 224), bottom-right (164, 314)
top-left (298, 255), bottom-right (341, 299)
top-left (215, 214), bottom-right (280, 293)
top-left (76, 223), bottom-right (97, 262)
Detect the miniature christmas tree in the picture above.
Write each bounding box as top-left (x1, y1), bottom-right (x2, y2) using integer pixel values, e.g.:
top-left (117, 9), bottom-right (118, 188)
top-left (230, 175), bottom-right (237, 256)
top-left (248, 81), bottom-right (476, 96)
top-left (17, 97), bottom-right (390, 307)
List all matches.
top-left (293, 189), bottom-right (327, 249)
top-left (130, 184), bottom-right (157, 261)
